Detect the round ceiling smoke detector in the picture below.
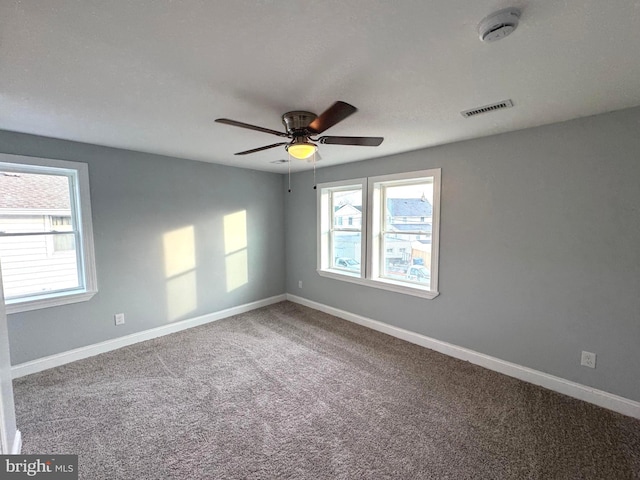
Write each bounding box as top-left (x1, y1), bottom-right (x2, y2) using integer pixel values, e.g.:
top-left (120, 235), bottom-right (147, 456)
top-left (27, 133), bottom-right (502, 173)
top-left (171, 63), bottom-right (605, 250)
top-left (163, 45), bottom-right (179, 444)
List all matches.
top-left (478, 8), bottom-right (521, 42)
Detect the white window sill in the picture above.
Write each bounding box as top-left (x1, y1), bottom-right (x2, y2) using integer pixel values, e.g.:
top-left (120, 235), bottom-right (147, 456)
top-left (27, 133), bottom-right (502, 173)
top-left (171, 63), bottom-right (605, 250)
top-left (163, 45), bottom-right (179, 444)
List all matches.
top-left (5, 290), bottom-right (97, 314)
top-left (317, 269), bottom-right (439, 299)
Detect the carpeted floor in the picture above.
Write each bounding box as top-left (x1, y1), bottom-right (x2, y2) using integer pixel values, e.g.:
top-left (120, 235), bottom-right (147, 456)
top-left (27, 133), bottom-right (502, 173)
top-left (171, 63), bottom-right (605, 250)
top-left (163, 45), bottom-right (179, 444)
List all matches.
top-left (13, 301), bottom-right (640, 479)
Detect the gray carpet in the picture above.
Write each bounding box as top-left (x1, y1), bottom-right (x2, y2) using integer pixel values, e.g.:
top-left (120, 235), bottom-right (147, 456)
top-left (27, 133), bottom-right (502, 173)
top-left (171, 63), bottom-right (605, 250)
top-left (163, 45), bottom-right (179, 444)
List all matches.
top-left (13, 301), bottom-right (640, 479)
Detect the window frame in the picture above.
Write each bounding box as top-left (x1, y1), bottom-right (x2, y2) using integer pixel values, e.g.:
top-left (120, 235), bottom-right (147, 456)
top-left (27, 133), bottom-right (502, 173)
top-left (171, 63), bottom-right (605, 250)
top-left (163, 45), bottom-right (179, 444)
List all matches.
top-left (317, 169), bottom-right (441, 299)
top-left (317, 178), bottom-right (367, 280)
top-left (0, 153), bottom-right (98, 314)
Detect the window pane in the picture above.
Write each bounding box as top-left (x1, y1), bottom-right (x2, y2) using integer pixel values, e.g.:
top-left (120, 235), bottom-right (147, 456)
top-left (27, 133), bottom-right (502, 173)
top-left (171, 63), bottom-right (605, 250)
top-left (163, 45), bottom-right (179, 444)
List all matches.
top-left (0, 172), bottom-right (71, 231)
top-left (381, 233), bottom-right (431, 288)
top-left (333, 189), bottom-right (362, 228)
top-left (0, 233), bottom-right (80, 299)
top-left (53, 232), bottom-right (76, 252)
top-left (0, 170), bottom-right (80, 300)
top-left (384, 182), bottom-right (433, 232)
top-left (331, 231), bottom-right (361, 273)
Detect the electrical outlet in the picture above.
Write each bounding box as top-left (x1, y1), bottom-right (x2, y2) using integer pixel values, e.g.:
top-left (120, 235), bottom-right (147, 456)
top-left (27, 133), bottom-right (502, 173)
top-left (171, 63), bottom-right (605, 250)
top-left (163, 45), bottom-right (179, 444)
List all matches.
top-left (298, 280), bottom-right (303, 288)
top-left (581, 351), bottom-right (596, 369)
top-left (114, 313), bottom-right (125, 326)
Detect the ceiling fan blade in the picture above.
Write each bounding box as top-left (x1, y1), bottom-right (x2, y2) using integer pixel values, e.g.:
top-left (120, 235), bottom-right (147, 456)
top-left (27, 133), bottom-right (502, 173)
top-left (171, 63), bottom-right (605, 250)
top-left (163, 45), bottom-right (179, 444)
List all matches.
top-left (215, 118), bottom-right (288, 137)
top-left (307, 101), bottom-right (357, 134)
top-left (318, 136), bottom-right (384, 146)
top-left (234, 142), bottom-right (288, 155)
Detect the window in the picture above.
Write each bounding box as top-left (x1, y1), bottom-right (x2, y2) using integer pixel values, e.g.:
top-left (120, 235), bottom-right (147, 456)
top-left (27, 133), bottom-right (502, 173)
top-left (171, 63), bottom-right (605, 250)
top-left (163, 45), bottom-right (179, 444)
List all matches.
top-left (0, 153), bottom-right (98, 313)
top-left (317, 179), bottom-right (365, 277)
top-left (318, 169), bottom-right (440, 299)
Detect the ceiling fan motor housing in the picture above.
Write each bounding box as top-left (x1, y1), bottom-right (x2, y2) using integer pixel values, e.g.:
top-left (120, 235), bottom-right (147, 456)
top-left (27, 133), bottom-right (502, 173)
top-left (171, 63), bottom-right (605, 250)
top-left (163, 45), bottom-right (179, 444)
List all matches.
top-left (215, 101), bottom-right (383, 156)
top-left (282, 111), bottom-right (317, 136)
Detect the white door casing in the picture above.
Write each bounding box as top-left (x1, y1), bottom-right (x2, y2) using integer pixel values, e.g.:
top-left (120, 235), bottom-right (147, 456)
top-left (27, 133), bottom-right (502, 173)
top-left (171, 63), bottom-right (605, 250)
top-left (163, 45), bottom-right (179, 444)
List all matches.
top-left (0, 262), bottom-right (19, 454)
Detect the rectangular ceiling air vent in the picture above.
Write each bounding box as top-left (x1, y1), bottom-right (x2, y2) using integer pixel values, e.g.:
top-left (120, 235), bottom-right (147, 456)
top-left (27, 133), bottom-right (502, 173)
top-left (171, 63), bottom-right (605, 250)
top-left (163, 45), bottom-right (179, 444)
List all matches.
top-left (461, 99), bottom-right (514, 118)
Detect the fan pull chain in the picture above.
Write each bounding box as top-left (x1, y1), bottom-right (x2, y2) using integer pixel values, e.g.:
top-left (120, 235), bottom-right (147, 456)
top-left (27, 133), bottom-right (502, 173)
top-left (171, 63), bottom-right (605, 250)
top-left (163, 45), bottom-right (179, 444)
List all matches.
top-left (288, 153), bottom-right (292, 193)
top-left (313, 151), bottom-right (317, 190)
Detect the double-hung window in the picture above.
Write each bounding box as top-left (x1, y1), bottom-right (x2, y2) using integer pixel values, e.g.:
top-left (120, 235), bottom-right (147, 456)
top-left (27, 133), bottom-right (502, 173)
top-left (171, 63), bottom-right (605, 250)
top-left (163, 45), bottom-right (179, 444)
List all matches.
top-left (0, 153), bottom-right (98, 313)
top-left (318, 169), bottom-right (440, 299)
top-left (317, 179), bottom-right (365, 277)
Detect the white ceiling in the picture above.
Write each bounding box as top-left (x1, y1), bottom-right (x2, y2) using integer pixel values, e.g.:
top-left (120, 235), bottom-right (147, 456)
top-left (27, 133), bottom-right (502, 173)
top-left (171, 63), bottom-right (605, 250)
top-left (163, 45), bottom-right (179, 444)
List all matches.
top-left (1, 1), bottom-right (640, 173)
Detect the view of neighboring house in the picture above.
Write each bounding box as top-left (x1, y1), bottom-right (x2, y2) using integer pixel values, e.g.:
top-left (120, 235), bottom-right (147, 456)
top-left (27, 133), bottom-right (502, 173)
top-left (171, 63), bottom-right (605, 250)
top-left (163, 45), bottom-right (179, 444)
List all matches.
top-left (333, 197), bottom-right (433, 271)
top-left (0, 171), bottom-right (78, 299)
top-left (386, 197), bottom-right (432, 240)
top-left (332, 203), bottom-right (363, 263)
top-left (333, 203), bottom-right (362, 228)
top-left (385, 197), bottom-right (433, 269)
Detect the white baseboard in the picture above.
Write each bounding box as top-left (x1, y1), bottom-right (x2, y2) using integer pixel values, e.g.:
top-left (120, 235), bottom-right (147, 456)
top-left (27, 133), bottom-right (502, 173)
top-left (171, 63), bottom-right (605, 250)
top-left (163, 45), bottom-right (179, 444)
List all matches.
top-left (286, 294), bottom-right (640, 420)
top-left (12, 294), bottom-right (287, 379)
top-left (11, 430), bottom-right (21, 455)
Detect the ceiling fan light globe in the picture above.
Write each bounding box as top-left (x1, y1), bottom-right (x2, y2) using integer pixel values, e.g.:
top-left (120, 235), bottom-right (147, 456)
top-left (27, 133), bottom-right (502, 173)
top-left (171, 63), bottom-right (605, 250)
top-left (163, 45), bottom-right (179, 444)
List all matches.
top-left (287, 143), bottom-right (317, 160)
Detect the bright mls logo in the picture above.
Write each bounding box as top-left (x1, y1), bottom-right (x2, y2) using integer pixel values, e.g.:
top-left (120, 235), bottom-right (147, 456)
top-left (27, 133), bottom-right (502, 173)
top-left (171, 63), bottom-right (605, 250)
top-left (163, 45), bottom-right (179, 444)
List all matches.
top-left (1, 455), bottom-right (78, 479)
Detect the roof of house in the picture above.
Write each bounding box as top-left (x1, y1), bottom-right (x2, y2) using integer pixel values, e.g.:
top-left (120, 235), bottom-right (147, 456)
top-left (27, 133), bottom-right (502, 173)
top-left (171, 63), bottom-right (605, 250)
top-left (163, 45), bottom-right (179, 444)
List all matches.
top-left (334, 204), bottom-right (362, 214)
top-left (0, 172), bottom-right (71, 210)
top-left (391, 224), bottom-right (432, 233)
top-left (387, 198), bottom-right (432, 217)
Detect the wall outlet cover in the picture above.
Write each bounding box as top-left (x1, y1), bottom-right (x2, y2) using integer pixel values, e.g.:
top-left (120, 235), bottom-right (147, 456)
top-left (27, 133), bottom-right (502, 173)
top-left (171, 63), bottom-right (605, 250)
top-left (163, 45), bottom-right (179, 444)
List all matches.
top-left (581, 351), bottom-right (596, 369)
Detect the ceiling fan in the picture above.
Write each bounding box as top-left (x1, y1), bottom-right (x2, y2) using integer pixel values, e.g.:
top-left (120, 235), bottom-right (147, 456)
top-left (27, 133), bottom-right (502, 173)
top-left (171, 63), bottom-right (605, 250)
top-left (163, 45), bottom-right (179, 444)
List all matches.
top-left (215, 101), bottom-right (383, 160)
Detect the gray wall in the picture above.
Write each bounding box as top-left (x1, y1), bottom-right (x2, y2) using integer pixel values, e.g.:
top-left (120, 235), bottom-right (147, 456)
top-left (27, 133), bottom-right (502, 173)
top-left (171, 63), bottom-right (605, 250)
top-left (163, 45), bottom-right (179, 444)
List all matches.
top-left (1, 130), bottom-right (286, 364)
top-left (285, 106), bottom-right (640, 403)
top-left (4, 106), bottom-right (640, 403)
